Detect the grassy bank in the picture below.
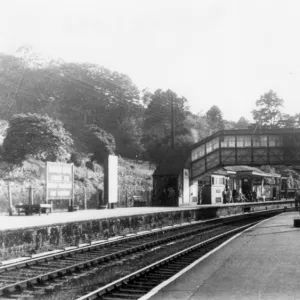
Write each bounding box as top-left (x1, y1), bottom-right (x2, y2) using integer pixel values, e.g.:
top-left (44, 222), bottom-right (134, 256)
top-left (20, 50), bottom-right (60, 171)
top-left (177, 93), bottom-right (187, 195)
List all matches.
top-left (0, 157), bottom-right (155, 214)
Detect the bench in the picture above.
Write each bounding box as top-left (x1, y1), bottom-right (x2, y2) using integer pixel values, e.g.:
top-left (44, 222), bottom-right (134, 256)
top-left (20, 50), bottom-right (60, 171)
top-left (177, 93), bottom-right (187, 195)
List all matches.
top-left (131, 196), bottom-right (147, 207)
top-left (15, 204), bottom-right (52, 216)
top-left (68, 205), bottom-right (80, 212)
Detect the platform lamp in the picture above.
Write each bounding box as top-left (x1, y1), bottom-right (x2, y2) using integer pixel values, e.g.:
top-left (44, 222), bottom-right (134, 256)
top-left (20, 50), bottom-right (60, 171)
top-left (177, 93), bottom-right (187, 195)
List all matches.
top-left (27, 184), bottom-right (35, 206)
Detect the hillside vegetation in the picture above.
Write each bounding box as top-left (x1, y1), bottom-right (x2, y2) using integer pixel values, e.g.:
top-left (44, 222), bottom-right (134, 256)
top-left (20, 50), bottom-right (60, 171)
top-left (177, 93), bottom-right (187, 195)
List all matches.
top-left (0, 47), bottom-right (300, 212)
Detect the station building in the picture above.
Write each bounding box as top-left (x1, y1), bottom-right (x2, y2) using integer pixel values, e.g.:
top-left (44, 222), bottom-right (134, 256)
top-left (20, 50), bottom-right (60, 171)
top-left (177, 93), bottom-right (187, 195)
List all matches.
top-left (192, 165), bottom-right (282, 205)
top-left (152, 128), bottom-right (300, 206)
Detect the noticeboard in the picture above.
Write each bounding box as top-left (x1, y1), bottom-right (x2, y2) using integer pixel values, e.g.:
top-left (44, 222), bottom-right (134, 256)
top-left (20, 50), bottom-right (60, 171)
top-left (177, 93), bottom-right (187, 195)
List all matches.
top-left (46, 162), bottom-right (74, 200)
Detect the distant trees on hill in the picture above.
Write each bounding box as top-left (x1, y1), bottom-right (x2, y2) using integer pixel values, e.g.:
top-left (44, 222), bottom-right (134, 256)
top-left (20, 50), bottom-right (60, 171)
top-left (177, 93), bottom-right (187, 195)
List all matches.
top-left (0, 49), bottom-right (299, 166)
top-left (205, 105), bottom-right (224, 133)
top-left (251, 90), bottom-right (300, 129)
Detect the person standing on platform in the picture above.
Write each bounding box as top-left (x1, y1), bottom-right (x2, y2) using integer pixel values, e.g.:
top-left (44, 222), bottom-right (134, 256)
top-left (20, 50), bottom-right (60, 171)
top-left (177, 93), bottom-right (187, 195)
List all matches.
top-left (160, 188), bottom-right (168, 206)
top-left (168, 187), bottom-right (175, 206)
top-left (222, 189), bottom-right (226, 204)
top-left (252, 190), bottom-right (257, 202)
top-left (226, 188), bottom-right (232, 203)
top-left (232, 189), bottom-right (237, 203)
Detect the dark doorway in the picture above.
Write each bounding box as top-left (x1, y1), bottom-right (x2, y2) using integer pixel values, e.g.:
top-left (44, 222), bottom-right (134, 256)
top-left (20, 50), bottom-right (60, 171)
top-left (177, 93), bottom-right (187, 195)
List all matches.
top-left (242, 178), bottom-right (251, 200)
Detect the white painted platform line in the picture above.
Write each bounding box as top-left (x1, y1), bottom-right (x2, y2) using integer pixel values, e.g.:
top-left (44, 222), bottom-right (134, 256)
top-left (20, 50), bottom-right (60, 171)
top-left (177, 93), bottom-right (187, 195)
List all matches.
top-left (64, 246), bottom-right (78, 251)
top-left (139, 213), bottom-right (283, 300)
top-left (78, 243), bottom-right (90, 248)
top-left (0, 257), bottom-right (30, 266)
top-left (31, 249), bottom-right (64, 258)
top-left (108, 236), bottom-right (123, 241)
top-left (90, 240), bottom-right (107, 245)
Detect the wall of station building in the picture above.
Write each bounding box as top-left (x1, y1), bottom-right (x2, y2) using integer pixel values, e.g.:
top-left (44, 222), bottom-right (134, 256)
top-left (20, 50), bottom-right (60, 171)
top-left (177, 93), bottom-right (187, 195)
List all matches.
top-left (189, 130), bottom-right (300, 179)
top-left (191, 135), bottom-right (283, 163)
top-left (188, 173), bottom-right (283, 205)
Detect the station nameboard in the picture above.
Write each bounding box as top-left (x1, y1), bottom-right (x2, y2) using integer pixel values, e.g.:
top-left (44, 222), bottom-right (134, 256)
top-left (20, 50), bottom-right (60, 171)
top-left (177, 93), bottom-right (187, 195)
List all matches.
top-left (46, 162), bottom-right (74, 200)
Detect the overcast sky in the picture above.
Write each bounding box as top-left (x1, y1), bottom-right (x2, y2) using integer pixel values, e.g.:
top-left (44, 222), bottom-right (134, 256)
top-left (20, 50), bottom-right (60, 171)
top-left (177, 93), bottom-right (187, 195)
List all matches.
top-left (1, 0), bottom-right (300, 121)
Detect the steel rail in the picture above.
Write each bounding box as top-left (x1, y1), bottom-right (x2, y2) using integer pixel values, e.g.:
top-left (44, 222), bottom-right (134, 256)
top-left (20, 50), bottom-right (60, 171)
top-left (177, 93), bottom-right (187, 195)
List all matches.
top-left (0, 207), bottom-right (266, 272)
top-left (0, 219), bottom-right (231, 295)
top-left (0, 219), bottom-right (213, 271)
top-left (0, 208), bottom-right (288, 297)
top-left (75, 221), bottom-right (259, 300)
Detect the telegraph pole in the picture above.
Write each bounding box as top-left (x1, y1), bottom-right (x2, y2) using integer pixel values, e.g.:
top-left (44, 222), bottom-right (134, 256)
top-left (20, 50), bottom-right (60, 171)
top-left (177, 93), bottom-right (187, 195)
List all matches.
top-left (171, 95), bottom-right (175, 149)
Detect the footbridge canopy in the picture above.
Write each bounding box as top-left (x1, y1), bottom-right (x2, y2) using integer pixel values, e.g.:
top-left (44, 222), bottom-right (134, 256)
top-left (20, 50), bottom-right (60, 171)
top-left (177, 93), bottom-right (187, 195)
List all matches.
top-left (191, 128), bottom-right (300, 180)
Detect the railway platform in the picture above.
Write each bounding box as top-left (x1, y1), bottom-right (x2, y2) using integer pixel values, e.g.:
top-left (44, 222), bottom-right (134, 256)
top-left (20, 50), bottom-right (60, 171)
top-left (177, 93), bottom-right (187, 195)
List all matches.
top-left (0, 201), bottom-right (294, 263)
top-left (145, 211), bottom-right (300, 300)
top-left (0, 206), bottom-right (200, 231)
top-left (0, 200), bottom-right (294, 231)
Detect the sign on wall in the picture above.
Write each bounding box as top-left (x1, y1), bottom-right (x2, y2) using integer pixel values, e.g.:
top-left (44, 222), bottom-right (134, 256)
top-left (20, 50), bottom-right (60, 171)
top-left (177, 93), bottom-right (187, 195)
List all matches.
top-left (46, 162), bottom-right (74, 201)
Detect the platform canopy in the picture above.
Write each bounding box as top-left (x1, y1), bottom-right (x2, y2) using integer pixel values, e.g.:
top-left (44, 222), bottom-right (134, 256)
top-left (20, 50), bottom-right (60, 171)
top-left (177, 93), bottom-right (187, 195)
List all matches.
top-left (224, 166), bottom-right (281, 178)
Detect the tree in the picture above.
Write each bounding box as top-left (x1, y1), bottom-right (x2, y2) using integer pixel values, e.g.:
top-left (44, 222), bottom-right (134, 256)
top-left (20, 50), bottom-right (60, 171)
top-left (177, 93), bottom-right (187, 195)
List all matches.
top-left (0, 50), bottom-right (145, 161)
top-left (142, 89), bottom-right (190, 162)
top-left (234, 116), bottom-right (251, 129)
top-left (278, 113), bottom-right (300, 128)
top-left (2, 113), bottom-right (73, 163)
top-left (80, 125), bottom-right (116, 163)
top-left (252, 90), bottom-right (284, 127)
top-left (182, 112), bottom-right (208, 142)
top-left (224, 120), bottom-right (236, 130)
top-left (205, 105), bottom-right (224, 133)
top-left (116, 117), bottom-right (145, 159)
top-left (143, 89), bottom-right (189, 138)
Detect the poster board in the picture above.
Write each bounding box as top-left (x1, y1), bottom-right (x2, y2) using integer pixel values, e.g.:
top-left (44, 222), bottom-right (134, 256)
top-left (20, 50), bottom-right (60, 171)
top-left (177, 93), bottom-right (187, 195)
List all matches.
top-left (46, 162), bottom-right (74, 202)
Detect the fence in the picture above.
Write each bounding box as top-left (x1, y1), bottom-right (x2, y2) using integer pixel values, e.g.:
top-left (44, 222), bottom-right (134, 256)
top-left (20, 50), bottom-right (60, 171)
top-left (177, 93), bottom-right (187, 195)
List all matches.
top-left (0, 180), bottom-right (153, 213)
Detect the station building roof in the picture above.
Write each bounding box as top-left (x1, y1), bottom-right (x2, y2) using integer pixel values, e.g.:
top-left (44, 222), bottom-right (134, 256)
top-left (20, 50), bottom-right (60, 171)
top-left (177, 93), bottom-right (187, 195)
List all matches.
top-left (223, 165), bottom-right (281, 178)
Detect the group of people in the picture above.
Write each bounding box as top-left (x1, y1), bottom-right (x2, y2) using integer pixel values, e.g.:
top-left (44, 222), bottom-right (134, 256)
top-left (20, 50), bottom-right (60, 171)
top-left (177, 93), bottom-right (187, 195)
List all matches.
top-left (222, 189), bottom-right (258, 203)
top-left (222, 189), bottom-right (233, 203)
top-left (161, 186), bottom-right (176, 206)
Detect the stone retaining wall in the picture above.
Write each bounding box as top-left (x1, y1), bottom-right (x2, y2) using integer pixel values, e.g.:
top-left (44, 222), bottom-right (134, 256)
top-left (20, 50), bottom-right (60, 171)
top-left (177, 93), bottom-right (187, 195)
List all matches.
top-left (0, 200), bottom-right (295, 261)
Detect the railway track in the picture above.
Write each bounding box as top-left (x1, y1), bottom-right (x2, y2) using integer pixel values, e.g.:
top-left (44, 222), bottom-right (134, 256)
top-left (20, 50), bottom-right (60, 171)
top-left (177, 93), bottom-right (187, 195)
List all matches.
top-left (0, 209), bottom-right (285, 299)
top-left (76, 221), bottom-right (261, 300)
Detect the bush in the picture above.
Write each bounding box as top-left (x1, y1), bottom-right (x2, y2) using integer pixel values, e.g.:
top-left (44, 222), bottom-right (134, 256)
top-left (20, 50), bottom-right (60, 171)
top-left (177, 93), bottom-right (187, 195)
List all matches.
top-left (81, 125), bottom-right (116, 163)
top-left (3, 113), bottom-right (73, 163)
top-left (69, 152), bottom-right (83, 167)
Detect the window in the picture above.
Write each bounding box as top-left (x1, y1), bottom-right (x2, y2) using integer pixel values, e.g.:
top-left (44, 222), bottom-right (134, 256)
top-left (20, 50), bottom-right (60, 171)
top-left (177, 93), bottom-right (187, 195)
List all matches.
top-left (269, 135), bottom-right (283, 147)
top-left (212, 137), bottom-right (219, 151)
top-left (253, 135), bottom-right (267, 147)
top-left (206, 140), bottom-right (212, 154)
top-left (237, 135), bottom-right (251, 147)
top-left (221, 136), bottom-right (235, 148)
top-left (191, 144), bottom-right (205, 161)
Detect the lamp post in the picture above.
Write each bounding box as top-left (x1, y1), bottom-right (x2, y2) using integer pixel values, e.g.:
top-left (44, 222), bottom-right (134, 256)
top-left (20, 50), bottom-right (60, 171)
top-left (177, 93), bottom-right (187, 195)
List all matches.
top-left (7, 181), bottom-right (12, 216)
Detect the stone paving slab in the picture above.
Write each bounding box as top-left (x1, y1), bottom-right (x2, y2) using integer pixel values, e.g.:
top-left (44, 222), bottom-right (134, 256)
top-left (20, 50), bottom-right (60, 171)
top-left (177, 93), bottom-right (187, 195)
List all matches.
top-left (0, 206), bottom-right (200, 231)
top-left (147, 212), bottom-right (300, 300)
